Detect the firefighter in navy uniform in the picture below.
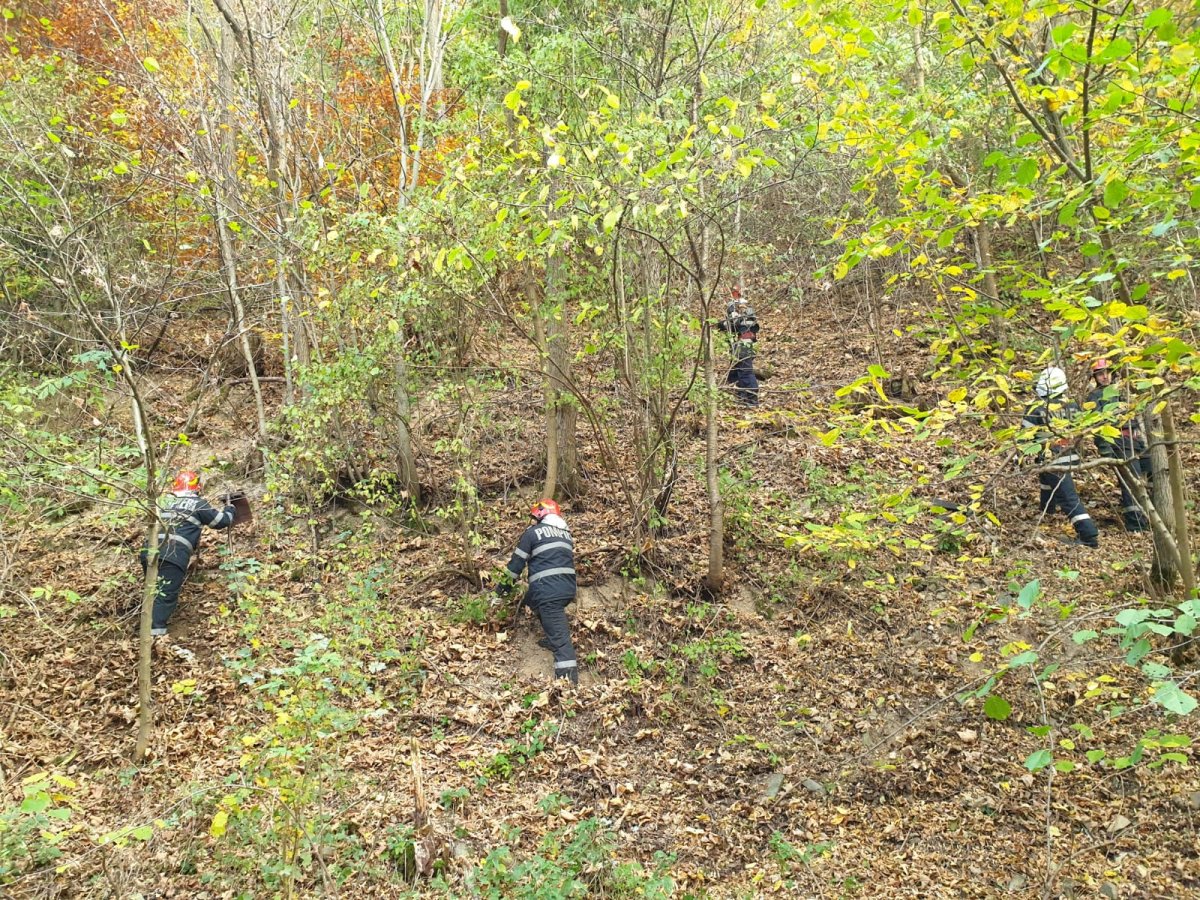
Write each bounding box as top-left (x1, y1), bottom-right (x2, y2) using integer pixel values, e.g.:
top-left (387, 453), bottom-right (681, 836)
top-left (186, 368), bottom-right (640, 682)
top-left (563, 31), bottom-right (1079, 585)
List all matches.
top-left (499, 499), bottom-right (579, 684)
top-left (140, 470), bottom-right (236, 636)
top-left (1022, 367), bottom-right (1099, 547)
top-left (1086, 358), bottom-right (1150, 532)
top-left (718, 286), bottom-right (760, 406)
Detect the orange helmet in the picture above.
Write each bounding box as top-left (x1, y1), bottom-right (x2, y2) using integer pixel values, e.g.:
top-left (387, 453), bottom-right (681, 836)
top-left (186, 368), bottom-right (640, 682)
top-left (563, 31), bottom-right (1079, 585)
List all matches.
top-left (171, 470), bottom-right (201, 493)
top-left (1091, 358), bottom-right (1112, 373)
top-left (530, 498), bottom-right (560, 520)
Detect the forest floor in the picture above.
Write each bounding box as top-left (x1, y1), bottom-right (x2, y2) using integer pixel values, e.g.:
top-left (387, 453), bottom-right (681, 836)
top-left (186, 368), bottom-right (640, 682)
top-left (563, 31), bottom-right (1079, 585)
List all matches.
top-left (3, 284), bottom-right (1199, 899)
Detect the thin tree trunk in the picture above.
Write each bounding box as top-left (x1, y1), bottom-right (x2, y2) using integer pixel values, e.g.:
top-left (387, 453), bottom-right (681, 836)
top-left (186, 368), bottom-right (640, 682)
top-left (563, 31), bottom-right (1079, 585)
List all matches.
top-left (704, 319), bottom-right (723, 591)
top-left (531, 276), bottom-right (558, 499)
top-left (692, 72), bottom-right (723, 592)
top-left (393, 352), bottom-right (420, 503)
top-left (1146, 408), bottom-right (1178, 588)
top-left (134, 521), bottom-right (158, 761)
top-left (409, 0), bottom-right (445, 193)
top-left (215, 24), bottom-right (266, 443)
top-left (370, 0), bottom-right (411, 208)
top-left (546, 251), bottom-right (578, 496)
top-left (975, 217), bottom-right (1007, 350)
top-left (1162, 400), bottom-right (1195, 601)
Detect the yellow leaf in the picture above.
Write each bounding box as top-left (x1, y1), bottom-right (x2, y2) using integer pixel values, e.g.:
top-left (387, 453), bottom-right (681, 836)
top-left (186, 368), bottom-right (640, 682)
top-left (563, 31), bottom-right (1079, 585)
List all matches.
top-left (210, 809), bottom-right (228, 838)
top-left (948, 387), bottom-right (967, 403)
top-left (969, 652), bottom-right (983, 663)
top-left (1167, 268), bottom-right (1186, 280)
top-left (810, 34), bottom-right (827, 54)
top-left (762, 114), bottom-right (780, 130)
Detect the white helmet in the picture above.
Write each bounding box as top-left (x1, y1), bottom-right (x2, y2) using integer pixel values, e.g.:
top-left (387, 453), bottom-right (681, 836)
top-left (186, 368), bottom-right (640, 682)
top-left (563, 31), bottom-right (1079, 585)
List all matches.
top-left (1035, 366), bottom-right (1068, 399)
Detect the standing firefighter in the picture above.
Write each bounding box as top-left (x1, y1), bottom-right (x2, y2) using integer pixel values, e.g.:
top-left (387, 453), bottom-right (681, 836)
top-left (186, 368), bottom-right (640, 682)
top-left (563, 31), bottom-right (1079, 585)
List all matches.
top-left (140, 470), bottom-right (236, 636)
top-left (718, 286), bottom-right (760, 406)
top-left (1022, 367), bottom-right (1099, 547)
top-left (1087, 358), bottom-right (1150, 532)
top-left (499, 499), bottom-right (579, 684)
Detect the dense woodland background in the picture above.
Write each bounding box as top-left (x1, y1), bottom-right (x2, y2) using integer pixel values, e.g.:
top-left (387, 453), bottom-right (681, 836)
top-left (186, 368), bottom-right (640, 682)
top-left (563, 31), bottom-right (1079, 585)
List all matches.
top-left (2, 0), bottom-right (1200, 896)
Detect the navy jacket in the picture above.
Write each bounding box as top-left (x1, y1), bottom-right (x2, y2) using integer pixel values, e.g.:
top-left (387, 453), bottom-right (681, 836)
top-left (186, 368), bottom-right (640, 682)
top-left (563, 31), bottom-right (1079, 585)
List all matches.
top-left (503, 514), bottom-right (577, 605)
top-left (1022, 399), bottom-right (1083, 467)
top-left (150, 491), bottom-right (235, 567)
top-left (1086, 385), bottom-right (1145, 453)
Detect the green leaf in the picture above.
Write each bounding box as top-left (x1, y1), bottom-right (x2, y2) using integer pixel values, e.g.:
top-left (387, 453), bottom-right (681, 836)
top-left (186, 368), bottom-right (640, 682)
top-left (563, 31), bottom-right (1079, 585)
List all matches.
top-left (867, 364), bottom-right (888, 379)
top-left (602, 206), bottom-right (622, 233)
top-left (1103, 179), bottom-right (1128, 207)
top-left (1007, 650), bottom-right (1038, 668)
top-left (131, 825), bottom-right (153, 841)
top-left (109, 109), bottom-right (129, 127)
top-left (21, 793), bottom-right (50, 814)
top-left (1086, 749), bottom-right (1106, 764)
top-left (1153, 681), bottom-right (1198, 716)
top-left (1017, 579), bottom-right (1041, 609)
top-left (1054, 760), bottom-right (1076, 773)
top-left (1142, 661), bottom-right (1172, 679)
top-left (1096, 37), bottom-right (1132, 63)
top-left (1145, 8), bottom-right (1172, 28)
top-left (1051, 23), bottom-right (1077, 43)
top-left (1071, 629), bottom-right (1098, 644)
top-left (1115, 609), bottom-right (1151, 627)
top-left (1024, 749), bottom-right (1053, 771)
top-left (1015, 159), bottom-right (1038, 186)
top-left (983, 695), bottom-right (1011, 721)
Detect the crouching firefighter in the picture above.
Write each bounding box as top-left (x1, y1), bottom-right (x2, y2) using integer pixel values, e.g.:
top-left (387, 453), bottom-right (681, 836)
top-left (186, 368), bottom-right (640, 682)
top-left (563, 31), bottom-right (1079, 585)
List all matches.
top-left (1022, 367), bottom-right (1099, 548)
top-left (718, 285), bottom-right (760, 406)
top-left (499, 499), bottom-right (579, 684)
top-left (1087, 358), bottom-right (1150, 532)
top-left (140, 470), bottom-right (236, 636)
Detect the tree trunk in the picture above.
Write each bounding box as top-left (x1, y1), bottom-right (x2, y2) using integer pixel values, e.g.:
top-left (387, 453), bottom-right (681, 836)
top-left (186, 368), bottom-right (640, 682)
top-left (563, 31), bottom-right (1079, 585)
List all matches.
top-left (1162, 400), bottom-right (1195, 601)
top-left (215, 23), bottom-right (267, 444)
top-left (134, 520), bottom-right (158, 761)
top-left (409, 0), bottom-right (446, 193)
top-left (393, 352), bottom-right (420, 503)
top-left (370, 0), bottom-right (412, 208)
top-left (974, 217), bottom-right (1007, 350)
top-left (1146, 408), bottom-right (1178, 588)
top-left (704, 319), bottom-right (723, 592)
top-left (546, 252), bottom-right (578, 496)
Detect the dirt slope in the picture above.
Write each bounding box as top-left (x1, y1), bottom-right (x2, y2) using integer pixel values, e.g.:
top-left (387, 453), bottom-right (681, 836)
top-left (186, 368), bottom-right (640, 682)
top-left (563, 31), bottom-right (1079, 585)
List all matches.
top-left (3, 286), bottom-right (1199, 898)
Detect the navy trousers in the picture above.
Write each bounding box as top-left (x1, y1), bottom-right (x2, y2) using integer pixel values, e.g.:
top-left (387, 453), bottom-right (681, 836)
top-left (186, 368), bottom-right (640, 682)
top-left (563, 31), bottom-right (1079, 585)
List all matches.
top-left (140, 553), bottom-right (189, 630)
top-left (1097, 438), bottom-right (1151, 531)
top-left (727, 344), bottom-right (759, 405)
top-left (1039, 472), bottom-right (1099, 546)
top-left (534, 595), bottom-right (578, 683)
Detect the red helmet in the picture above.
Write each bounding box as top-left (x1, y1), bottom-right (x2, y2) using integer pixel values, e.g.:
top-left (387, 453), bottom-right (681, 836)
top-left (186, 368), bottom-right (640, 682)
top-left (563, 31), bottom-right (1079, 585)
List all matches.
top-left (1091, 358), bottom-right (1112, 373)
top-left (171, 470), bottom-right (201, 493)
top-left (530, 498), bottom-right (560, 520)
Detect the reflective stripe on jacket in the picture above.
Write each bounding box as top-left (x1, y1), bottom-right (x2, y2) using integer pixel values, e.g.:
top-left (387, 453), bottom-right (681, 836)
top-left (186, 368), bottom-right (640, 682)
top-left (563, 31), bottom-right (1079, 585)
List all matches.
top-left (505, 516), bottom-right (577, 605)
top-left (149, 491), bottom-right (236, 566)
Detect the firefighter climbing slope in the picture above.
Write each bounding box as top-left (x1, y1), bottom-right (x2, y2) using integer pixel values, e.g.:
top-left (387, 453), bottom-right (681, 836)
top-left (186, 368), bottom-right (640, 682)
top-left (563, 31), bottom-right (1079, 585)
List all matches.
top-left (1022, 366), bottom-right (1099, 547)
top-left (140, 470), bottom-right (237, 637)
top-left (718, 285), bottom-right (760, 406)
top-left (1086, 358), bottom-right (1150, 532)
top-left (498, 499), bottom-right (579, 684)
